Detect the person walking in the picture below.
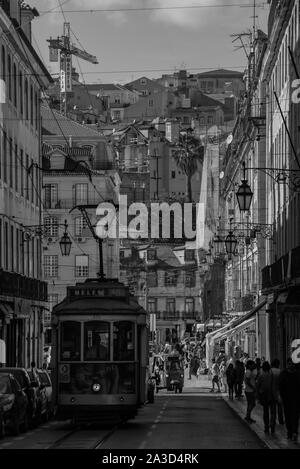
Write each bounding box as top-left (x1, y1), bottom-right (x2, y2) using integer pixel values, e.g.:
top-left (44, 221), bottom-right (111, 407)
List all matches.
top-left (256, 361), bottom-right (276, 434)
top-left (244, 360), bottom-right (257, 423)
top-left (234, 360), bottom-right (245, 399)
top-left (270, 358), bottom-right (284, 426)
top-left (219, 360), bottom-right (227, 392)
top-left (210, 358), bottom-right (221, 393)
top-left (226, 363), bottom-right (236, 400)
top-left (279, 358), bottom-right (300, 442)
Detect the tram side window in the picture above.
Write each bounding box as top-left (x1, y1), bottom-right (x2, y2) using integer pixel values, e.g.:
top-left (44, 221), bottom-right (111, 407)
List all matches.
top-left (113, 321), bottom-right (135, 361)
top-left (61, 322), bottom-right (81, 361)
top-left (84, 321), bottom-right (110, 361)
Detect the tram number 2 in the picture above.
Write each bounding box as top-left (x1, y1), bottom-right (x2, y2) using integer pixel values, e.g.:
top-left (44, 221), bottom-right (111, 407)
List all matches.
top-left (146, 454), bottom-right (199, 464)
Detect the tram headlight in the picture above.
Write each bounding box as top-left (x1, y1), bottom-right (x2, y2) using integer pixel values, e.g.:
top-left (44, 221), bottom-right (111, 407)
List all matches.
top-left (92, 383), bottom-right (101, 393)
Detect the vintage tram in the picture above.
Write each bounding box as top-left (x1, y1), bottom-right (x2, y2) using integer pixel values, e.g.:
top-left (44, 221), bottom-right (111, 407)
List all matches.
top-left (51, 278), bottom-right (148, 424)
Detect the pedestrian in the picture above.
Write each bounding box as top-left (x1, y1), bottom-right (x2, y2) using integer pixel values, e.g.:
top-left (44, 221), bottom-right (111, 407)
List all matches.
top-left (244, 360), bottom-right (257, 423)
top-left (279, 357), bottom-right (300, 442)
top-left (270, 358), bottom-right (284, 426)
top-left (234, 360), bottom-right (245, 399)
top-left (210, 358), bottom-right (221, 393)
top-left (256, 361), bottom-right (276, 434)
top-left (255, 357), bottom-right (262, 380)
top-left (226, 363), bottom-right (236, 400)
top-left (219, 360), bottom-right (227, 392)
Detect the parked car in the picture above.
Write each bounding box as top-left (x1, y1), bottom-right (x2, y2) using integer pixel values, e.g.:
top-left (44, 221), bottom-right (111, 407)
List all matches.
top-left (27, 370), bottom-right (49, 422)
top-left (0, 368), bottom-right (38, 427)
top-left (36, 369), bottom-right (53, 417)
top-left (0, 373), bottom-right (28, 436)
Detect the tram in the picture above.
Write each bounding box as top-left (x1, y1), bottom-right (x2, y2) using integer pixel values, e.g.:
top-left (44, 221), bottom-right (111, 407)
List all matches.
top-left (51, 278), bottom-right (148, 424)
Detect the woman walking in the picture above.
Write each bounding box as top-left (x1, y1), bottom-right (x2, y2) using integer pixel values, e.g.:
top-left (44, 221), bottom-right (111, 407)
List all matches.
top-left (244, 360), bottom-right (257, 423)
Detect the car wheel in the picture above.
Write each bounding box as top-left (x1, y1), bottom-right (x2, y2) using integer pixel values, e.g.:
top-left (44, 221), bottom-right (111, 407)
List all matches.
top-left (11, 414), bottom-right (20, 436)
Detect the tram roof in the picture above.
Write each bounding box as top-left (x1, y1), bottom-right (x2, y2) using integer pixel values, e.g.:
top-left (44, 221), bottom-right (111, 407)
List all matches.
top-left (52, 278), bottom-right (146, 315)
top-left (53, 297), bottom-right (146, 315)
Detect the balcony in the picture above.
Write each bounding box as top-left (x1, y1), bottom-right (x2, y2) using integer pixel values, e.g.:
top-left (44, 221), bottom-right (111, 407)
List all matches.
top-left (155, 310), bottom-right (200, 321)
top-left (44, 197), bottom-right (100, 210)
top-left (261, 246), bottom-right (300, 290)
top-left (0, 270), bottom-right (48, 302)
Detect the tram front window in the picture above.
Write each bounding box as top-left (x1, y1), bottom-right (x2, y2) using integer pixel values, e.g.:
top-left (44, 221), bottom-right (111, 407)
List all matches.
top-left (113, 321), bottom-right (135, 361)
top-left (60, 321), bottom-right (81, 361)
top-left (84, 321), bottom-right (110, 361)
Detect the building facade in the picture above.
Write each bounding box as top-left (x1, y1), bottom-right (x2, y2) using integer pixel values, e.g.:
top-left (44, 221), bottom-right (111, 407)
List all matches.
top-left (0, 1), bottom-right (52, 366)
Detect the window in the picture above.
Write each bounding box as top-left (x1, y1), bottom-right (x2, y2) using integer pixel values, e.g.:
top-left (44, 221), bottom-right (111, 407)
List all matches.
top-left (19, 72), bottom-right (23, 116)
top-left (20, 149), bottom-right (24, 196)
top-left (148, 99), bottom-right (154, 107)
top-left (147, 249), bottom-right (156, 260)
top-left (25, 78), bottom-right (28, 120)
top-left (165, 271), bottom-right (177, 286)
top-left (48, 294), bottom-right (58, 314)
top-left (147, 271), bottom-right (157, 287)
top-left (3, 131), bottom-right (7, 183)
top-left (13, 63), bottom-right (17, 107)
top-left (30, 84), bottom-right (34, 126)
top-left (10, 225), bottom-right (14, 271)
top-left (60, 321), bottom-right (81, 361)
top-left (75, 255), bottom-right (89, 277)
top-left (4, 222), bottom-right (8, 269)
top-left (44, 255), bottom-right (58, 278)
top-left (7, 53), bottom-right (11, 101)
top-left (9, 138), bottom-right (13, 188)
top-left (84, 321), bottom-right (110, 360)
top-left (1, 45), bottom-right (5, 85)
top-left (183, 116), bottom-right (189, 124)
top-left (25, 154), bottom-right (29, 200)
top-left (208, 116), bottom-right (213, 124)
top-left (147, 298), bottom-right (157, 313)
top-left (74, 216), bottom-right (88, 237)
top-left (14, 144), bottom-right (18, 192)
top-left (35, 92), bottom-right (38, 129)
top-left (166, 298), bottom-right (175, 313)
top-left (185, 298), bottom-right (194, 314)
top-left (185, 272), bottom-right (195, 287)
top-left (44, 216), bottom-right (59, 237)
top-left (113, 321), bottom-right (135, 361)
top-left (199, 116), bottom-right (205, 125)
top-left (140, 78), bottom-right (147, 85)
top-left (44, 184), bottom-right (58, 208)
top-left (171, 170), bottom-right (176, 179)
top-left (185, 249), bottom-right (195, 261)
top-left (30, 158), bottom-right (34, 202)
top-left (74, 183), bottom-right (88, 205)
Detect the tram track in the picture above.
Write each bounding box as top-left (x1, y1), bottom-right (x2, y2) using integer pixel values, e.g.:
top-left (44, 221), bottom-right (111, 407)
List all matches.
top-left (46, 422), bottom-right (121, 449)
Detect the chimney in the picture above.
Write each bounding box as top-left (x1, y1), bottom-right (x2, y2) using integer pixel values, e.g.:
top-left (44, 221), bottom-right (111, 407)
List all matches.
top-left (10, 0), bottom-right (21, 24)
top-left (20, 3), bottom-right (39, 43)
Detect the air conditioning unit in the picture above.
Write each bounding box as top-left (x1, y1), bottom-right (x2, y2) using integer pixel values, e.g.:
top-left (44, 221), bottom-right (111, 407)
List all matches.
top-left (77, 237), bottom-right (87, 243)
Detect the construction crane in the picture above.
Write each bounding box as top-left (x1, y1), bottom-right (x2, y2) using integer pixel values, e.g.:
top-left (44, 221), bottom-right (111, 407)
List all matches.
top-left (47, 23), bottom-right (99, 115)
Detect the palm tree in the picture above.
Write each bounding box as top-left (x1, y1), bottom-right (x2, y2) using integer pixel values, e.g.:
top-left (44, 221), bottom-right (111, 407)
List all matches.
top-left (172, 132), bottom-right (204, 203)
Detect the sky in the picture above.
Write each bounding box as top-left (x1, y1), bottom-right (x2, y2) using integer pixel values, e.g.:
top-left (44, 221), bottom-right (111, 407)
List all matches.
top-left (29, 0), bottom-right (269, 85)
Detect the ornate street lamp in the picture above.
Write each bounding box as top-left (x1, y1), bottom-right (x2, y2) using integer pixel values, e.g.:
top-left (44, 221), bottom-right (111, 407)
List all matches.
top-left (59, 219), bottom-right (72, 256)
top-left (225, 231), bottom-right (237, 256)
top-left (236, 162), bottom-right (253, 212)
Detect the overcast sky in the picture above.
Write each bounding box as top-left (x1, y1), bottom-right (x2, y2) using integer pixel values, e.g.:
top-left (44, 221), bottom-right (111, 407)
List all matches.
top-left (30, 0), bottom-right (269, 85)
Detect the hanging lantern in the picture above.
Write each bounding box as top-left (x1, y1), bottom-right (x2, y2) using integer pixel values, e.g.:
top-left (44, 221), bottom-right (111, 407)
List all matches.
top-left (236, 162), bottom-right (253, 212)
top-left (225, 231), bottom-right (237, 256)
top-left (59, 220), bottom-right (72, 256)
top-left (236, 179), bottom-right (253, 212)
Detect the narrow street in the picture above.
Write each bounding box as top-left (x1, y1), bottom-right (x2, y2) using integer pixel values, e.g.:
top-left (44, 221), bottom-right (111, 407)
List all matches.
top-left (0, 373), bottom-right (266, 450)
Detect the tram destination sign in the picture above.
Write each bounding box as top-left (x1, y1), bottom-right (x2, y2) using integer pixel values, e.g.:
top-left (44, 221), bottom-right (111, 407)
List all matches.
top-left (68, 286), bottom-right (128, 299)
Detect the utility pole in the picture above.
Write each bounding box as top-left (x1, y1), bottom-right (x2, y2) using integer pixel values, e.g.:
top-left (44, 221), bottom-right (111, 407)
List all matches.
top-left (47, 22), bottom-right (98, 116)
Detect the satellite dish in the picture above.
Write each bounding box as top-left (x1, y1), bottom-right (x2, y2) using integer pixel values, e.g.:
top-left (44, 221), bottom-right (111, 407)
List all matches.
top-left (219, 171), bottom-right (225, 180)
top-left (226, 134), bottom-right (233, 145)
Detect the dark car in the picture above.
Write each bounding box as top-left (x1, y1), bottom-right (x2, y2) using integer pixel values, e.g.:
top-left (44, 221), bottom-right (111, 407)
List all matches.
top-left (27, 370), bottom-right (49, 422)
top-left (37, 369), bottom-right (53, 417)
top-left (0, 373), bottom-right (28, 437)
top-left (0, 368), bottom-right (38, 426)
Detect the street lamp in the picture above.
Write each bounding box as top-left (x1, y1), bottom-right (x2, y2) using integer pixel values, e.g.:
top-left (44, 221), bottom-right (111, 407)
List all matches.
top-left (236, 162), bottom-right (253, 212)
top-left (225, 230), bottom-right (238, 256)
top-left (59, 220), bottom-right (72, 256)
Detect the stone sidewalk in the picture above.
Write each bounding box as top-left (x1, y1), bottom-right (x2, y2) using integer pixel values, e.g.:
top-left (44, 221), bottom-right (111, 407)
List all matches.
top-left (184, 371), bottom-right (299, 450)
